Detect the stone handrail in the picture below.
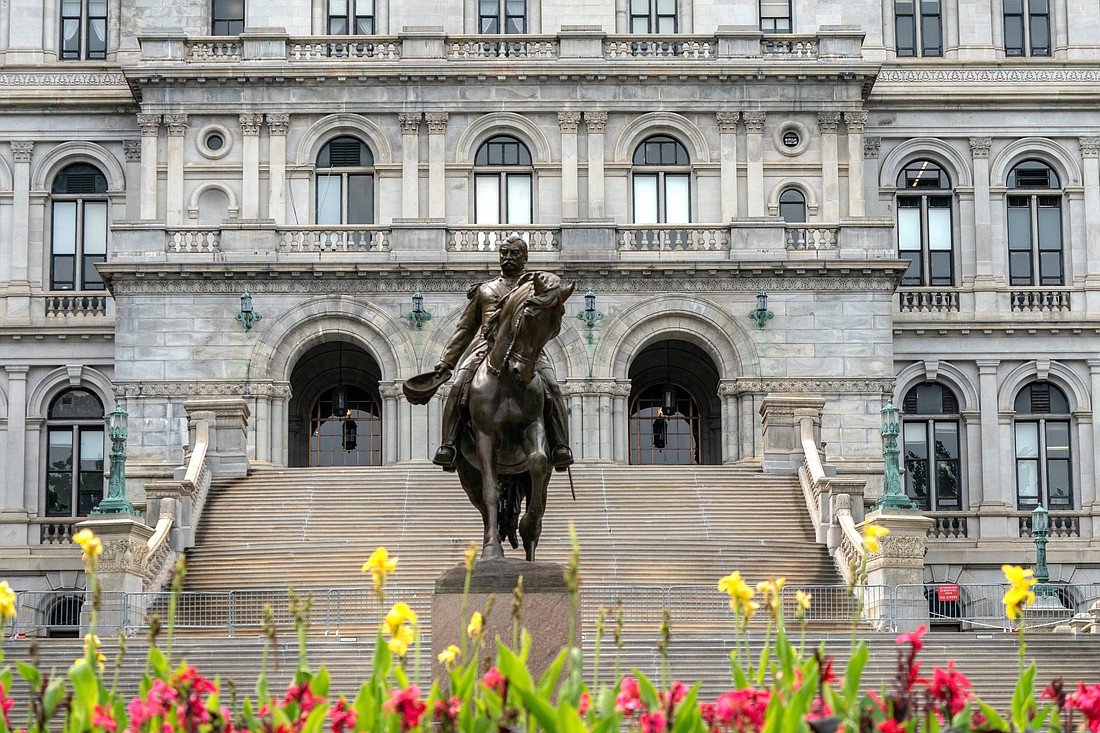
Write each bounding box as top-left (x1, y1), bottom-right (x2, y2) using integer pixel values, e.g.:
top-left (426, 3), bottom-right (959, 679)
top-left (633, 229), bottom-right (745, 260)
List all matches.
top-left (785, 226), bottom-right (838, 250)
top-left (834, 494), bottom-right (864, 586)
top-left (447, 227), bottom-right (559, 252)
top-left (289, 37), bottom-right (400, 60)
top-left (603, 35), bottom-right (716, 59)
top-left (447, 36), bottom-right (558, 58)
top-left (618, 225), bottom-right (730, 252)
top-left (898, 288), bottom-right (960, 312)
top-left (167, 229), bottom-right (221, 254)
top-left (44, 294), bottom-right (109, 317)
top-left (186, 38), bottom-right (242, 61)
top-left (277, 226), bottom-right (390, 253)
top-left (761, 36), bottom-right (818, 58)
top-left (1010, 289), bottom-right (1071, 311)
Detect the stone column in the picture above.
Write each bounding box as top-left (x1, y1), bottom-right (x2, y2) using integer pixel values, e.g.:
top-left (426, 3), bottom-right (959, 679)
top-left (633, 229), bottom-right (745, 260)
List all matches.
top-left (758, 394), bottom-right (824, 473)
top-left (380, 382), bottom-right (400, 464)
top-left (164, 115), bottom-right (188, 225)
top-left (976, 360), bottom-right (1006, 531)
top-left (718, 381), bottom-right (740, 463)
top-left (399, 393), bottom-right (413, 462)
top-left (239, 114), bottom-right (263, 219)
top-left (818, 112), bottom-right (841, 222)
top-left (267, 114), bottom-right (289, 224)
top-left (121, 140), bottom-right (141, 219)
top-left (8, 143), bottom-right (32, 293)
top-left (1080, 138), bottom-right (1100, 283)
top-left (1086, 361), bottom-right (1100, 513)
top-left (961, 410), bottom-right (983, 506)
top-left (1, 366), bottom-right (29, 522)
top-left (426, 113), bottom-right (448, 220)
top-left (612, 381), bottom-right (631, 463)
top-left (398, 113), bottom-right (422, 219)
top-left (717, 112), bottom-right (740, 222)
top-left (743, 112), bottom-right (766, 217)
top-left (863, 137), bottom-right (881, 217)
top-left (272, 385), bottom-right (290, 467)
top-left (137, 114), bottom-right (161, 220)
top-left (558, 112), bottom-right (581, 219)
top-left (596, 381), bottom-right (613, 460)
top-left (844, 111), bottom-right (867, 218)
top-left (564, 382), bottom-right (585, 461)
top-left (585, 112), bottom-right (608, 219)
top-left (861, 510), bottom-right (933, 632)
top-left (970, 137), bottom-right (994, 285)
top-left (254, 394), bottom-right (271, 464)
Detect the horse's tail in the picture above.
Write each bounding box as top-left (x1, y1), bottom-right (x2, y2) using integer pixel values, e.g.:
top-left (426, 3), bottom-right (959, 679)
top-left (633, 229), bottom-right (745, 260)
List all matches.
top-left (497, 476), bottom-right (525, 549)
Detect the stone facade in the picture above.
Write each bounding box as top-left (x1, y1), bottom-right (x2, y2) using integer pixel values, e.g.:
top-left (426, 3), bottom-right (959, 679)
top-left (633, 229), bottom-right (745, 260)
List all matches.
top-left (1, 0), bottom-right (1099, 594)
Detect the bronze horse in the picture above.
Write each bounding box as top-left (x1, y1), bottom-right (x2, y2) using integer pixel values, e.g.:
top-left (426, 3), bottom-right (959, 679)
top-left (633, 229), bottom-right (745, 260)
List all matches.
top-left (454, 272), bottom-right (574, 560)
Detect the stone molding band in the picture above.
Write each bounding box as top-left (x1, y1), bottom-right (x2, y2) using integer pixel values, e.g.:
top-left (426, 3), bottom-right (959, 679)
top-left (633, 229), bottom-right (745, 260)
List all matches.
top-left (114, 381), bottom-right (293, 398)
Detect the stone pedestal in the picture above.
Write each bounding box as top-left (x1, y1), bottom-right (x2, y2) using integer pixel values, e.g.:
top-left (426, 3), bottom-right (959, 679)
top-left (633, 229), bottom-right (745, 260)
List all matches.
top-left (759, 394), bottom-right (825, 473)
top-left (75, 516), bottom-right (155, 635)
top-left (183, 399), bottom-right (250, 478)
top-left (862, 509), bottom-right (933, 632)
top-left (432, 558), bottom-right (574, 687)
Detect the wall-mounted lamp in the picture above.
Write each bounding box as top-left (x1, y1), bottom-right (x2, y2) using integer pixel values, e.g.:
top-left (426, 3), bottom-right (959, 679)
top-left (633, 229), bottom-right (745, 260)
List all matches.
top-left (236, 291), bottom-right (262, 331)
top-left (576, 289), bottom-right (604, 344)
top-left (407, 289), bottom-right (432, 330)
top-left (662, 384), bottom-right (677, 415)
top-left (90, 405), bottom-right (139, 516)
top-left (747, 289), bottom-right (774, 329)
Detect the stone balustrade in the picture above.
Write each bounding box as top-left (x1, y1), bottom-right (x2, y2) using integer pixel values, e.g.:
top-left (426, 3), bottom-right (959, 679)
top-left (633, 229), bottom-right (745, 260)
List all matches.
top-left (617, 225), bottom-right (730, 252)
top-left (1010, 288), bottom-right (1071, 311)
top-left (603, 36), bottom-right (715, 59)
top-left (1018, 511), bottom-right (1082, 538)
top-left (289, 38), bottom-right (400, 60)
top-left (167, 228), bottom-right (221, 254)
top-left (277, 226), bottom-right (391, 253)
top-left (927, 512), bottom-right (969, 539)
top-left (761, 36), bottom-right (818, 57)
top-left (44, 294), bottom-right (108, 317)
top-left (898, 288), bottom-right (960, 312)
top-left (784, 225), bottom-right (838, 250)
top-left (447, 36), bottom-right (558, 58)
top-left (447, 226), bottom-right (559, 252)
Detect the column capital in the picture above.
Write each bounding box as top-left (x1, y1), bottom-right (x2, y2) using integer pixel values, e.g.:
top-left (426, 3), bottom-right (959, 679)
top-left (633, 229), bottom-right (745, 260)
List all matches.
top-left (584, 111), bottom-right (608, 133)
top-left (239, 113), bottom-right (264, 136)
top-left (10, 141), bottom-right (33, 163)
top-left (137, 114), bottom-right (162, 136)
top-left (743, 110), bottom-right (767, 133)
top-left (1087, 358), bottom-right (1100, 372)
top-left (843, 110), bottom-right (868, 132)
top-left (266, 113), bottom-right (290, 135)
top-left (425, 112), bottom-right (449, 133)
top-left (164, 114), bottom-right (189, 137)
top-left (716, 111), bottom-right (740, 133)
top-left (863, 136), bottom-right (881, 159)
top-left (976, 359), bottom-right (1000, 373)
top-left (4, 364), bottom-right (30, 377)
top-left (122, 140), bottom-right (141, 162)
top-left (817, 111), bottom-right (841, 134)
top-left (557, 111), bottom-right (581, 133)
top-left (969, 137), bottom-right (992, 159)
top-left (398, 112), bottom-right (422, 134)
top-left (1080, 137), bottom-right (1100, 158)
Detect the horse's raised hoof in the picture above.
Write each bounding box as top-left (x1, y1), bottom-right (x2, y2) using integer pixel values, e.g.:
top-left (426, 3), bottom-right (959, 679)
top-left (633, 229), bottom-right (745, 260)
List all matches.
top-left (482, 543), bottom-right (505, 560)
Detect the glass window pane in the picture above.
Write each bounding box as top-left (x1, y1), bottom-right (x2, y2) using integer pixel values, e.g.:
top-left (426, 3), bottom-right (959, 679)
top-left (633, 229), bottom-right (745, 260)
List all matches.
top-left (897, 207), bottom-right (921, 251)
top-left (665, 174), bottom-right (690, 224)
top-left (49, 389), bottom-right (103, 419)
top-left (1048, 460), bottom-right (1071, 506)
top-left (83, 254), bottom-right (105, 290)
top-left (49, 430), bottom-right (74, 468)
top-left (1046, 421), bottom-right (1070, 458)
top-left (346, 174), bottom-right (373, 225)
top-left (929, 251), bottom-right (953, 285)
top-left (656, 15), bottom-right (677, 32)
top-left (1009, 251), bottom-right (1033, 285)
top-left (903, 422), bottom-right (928, 457)
top-left (329, 17), bottom-right (348, 33)
top-left (83, 202), bottom-right (108, 254)
top-left (1016, 422), bottom-right (1039, 458)
top-left (1037, 203), bottom-right (1061, 249)
top-left (934, 421), bottom-right (959, 457)
top-left (506, 175), bottom-right (532, 225)
top-left (62, 19), bottom-right (80, 55)
top-left (1017, 460), bottom-right (1040, 503)
top-left (1004, 16), bottom-right (1025, 54)
top-left (330, 0), bottom-right (348, 12)
top-left (1039, 251), bottom-right (1063, 285)
top-left (936, 460), bottom-right (960, 507)
top-left (88, 19), bottom-right (107, 56)
top-left (927, 206), bottom-right (951, 250)
top-left (53, 202), bottom-right (78, 254)
top-left (80, 429), bottom-right (104, 471)
top-left (631, 0), bottom-right (649, 13)
top-left (1007, 205), bottom-right (1031, 250)
top-left (657, 0), bottom-right (676, 12)
top-left (356, 0), bottom-right (374, 12)
top-left (316, 175), bottom-right (342, 225)
top-left (921, 14), bottom-right (942, 55)
top-left (631, 17), bottom-right (650, 32)
top-left (633, 175), bottom-right (658, 224)
top-left (78, 472), bottom-right (103, 515)
top-left (1030, 16), bottom-right (1051, 55)
top-left (475, 175), bottom-right (501, 225)
top-left (896, 16), bottom-right (916, 55)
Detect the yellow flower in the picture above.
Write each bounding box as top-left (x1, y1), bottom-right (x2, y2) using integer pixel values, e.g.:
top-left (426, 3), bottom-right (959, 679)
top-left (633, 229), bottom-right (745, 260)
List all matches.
top-left (387, 622), bottom-right (414, 657)
top-left (1002, 564), bottom-right (1037, 620)
top-left (795, 590), bottom-right (812, 621)
top-left (437, 645), bottom-right (461, 668)
top-left (464, 542), bottom-right (478, 572)
top-left (467, 611), bottom-right (484, 640)
top-left (84, 633), bottom-right (105, 673)
top-left (718, 571), bottom-right (757, 620)
top-left (0, 581), bottom-right (16, 621)
top-left (73, 529), bottom-right (103, 569)
top-left (863, 524), bottom-right (890, 554)
top-left (383, 602), bottom-right (418, 635)
top-left (756, 578), bottom-right (786, 619)
top-left (361, 547), bottom-right (398, 593)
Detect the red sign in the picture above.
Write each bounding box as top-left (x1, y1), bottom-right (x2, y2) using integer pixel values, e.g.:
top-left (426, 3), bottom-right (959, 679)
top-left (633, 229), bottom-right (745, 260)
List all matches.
top-left (937, 584), bottom-right (960, 602)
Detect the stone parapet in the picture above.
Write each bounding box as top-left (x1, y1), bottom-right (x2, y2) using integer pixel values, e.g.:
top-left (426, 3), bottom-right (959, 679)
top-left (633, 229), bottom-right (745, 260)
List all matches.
top-left (759, 393), bottom-right (825, 473)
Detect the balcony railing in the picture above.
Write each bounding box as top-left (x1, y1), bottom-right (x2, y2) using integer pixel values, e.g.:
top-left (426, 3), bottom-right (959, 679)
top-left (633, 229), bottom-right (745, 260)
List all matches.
top-left (898, 289), bottom-right (960, 312)
top-left (290, 38), bottom-right (400, 60)
top-left (761, 36), bottom-right (818, 58)
top-left (37, 518), bottom-right (81, 544)
top-left (603, 36), bottom-right (715, 59)
top-left (618, 225), bottom-right (730, 252)
top-left (186, 38), bottom-right (242, 61)
top-left (927, 513), bottom-right (970, 539)
top-left (784, 226), bottom-right (838, 251)
top-left (44, 294), bottom-right (109, 317)
top-left (447, 227), bottom-right (559, 252)
top-left (277, 227), bottom-right (390, 253)
top-left (447, 36), bottom-right (558, 59)
top-left (1018, 512), bottom-right (1081, 538)
top-left (1011, 289), bottom-right (1071, 311)
top-left (167, 228), bottom-right (221, 254)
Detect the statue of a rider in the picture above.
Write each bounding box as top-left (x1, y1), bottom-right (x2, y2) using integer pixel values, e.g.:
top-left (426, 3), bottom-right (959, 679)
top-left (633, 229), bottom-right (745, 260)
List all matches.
top-left (431, 235), bottom-right (574, 473)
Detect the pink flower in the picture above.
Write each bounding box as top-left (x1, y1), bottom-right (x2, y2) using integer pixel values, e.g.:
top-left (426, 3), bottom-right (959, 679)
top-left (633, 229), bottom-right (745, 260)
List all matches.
top-left (640, 709), bottom-right (667, 733)
top-left (895, 625), bottom-right (927, 653)
top-left (927, 660), bottom-right (973, 716)
top-left (481, 667), bottom-right (506, 696)
top-left (329, 700), bottom-right (358, 733)
top-left (433, 696), bottom-right (462, 726)
top-left (700, 703), bottom-right (717, 730)
top-left (0, 683), bottom-right (13, 726)
top-left (615, 677), bottom-right (645, 717)
top-left (664, 681), bottom-right (688, 707)
top-left (1069, 683), bottom-right (1100, 732)
top-left (93, 705), bottom-right (117, 732)
top-left (383, 686), bottom-right (427, 732)
top-left (127, 697), bottom-right (151, 727)
top-left (878, 720), bottom-right (906, 733)
top-left (714, 688), bottom-right (770, 731)
top-left (578, 692), bottom-right (591, 717)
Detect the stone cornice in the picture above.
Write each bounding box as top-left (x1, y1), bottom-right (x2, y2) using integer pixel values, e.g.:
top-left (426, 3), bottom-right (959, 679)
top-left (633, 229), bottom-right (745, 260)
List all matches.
top-left (878, 66), bottom-right (1100, 85)
top-left (720, 377), bottom-right (895, 396)
top-left (114, 381), bottom-right (292, 398)
top-left (0, 71), bottom-right (128, 86)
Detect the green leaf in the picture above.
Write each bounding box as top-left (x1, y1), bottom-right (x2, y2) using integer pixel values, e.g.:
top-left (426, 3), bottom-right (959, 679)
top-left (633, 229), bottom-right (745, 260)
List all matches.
top-left (977, 700), bottom-right (1009, 732)
top-left (311, 666), bottom-right (330, 699)
top-left (1011, 663), bottom-right (1037, 733)
top-left (301, 703), bottom-right (331, 733)
top-left (670, 684), bottom-right (702, 733)
top-left (353, 680), bottom-right (378, 732)
top-left (372, 633), bottom-right (392, 681)
top-left (537, 648), bottom-right (568, 698)
top-left (67, 658), bottom-right (98, 731)
top-left (497, 644), bottom-right (535, 693)
top-left (42, 676), bottom-right (67, 717)
top-left (843, 643), bottom-right (869, 708)
top-left (147, 645), bottom-right (169, 679)
top-left (511, 684), bottom-right (559, 732)
top-left (632, 669), bottom-right (660, 710)
top-left (591, 714), bottom-right (622, 733)
top-left (16, 661), bottom-right (41, 690)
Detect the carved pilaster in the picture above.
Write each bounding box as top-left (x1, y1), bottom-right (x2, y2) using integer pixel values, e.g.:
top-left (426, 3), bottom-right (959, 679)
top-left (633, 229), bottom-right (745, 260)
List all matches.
top-left (379, 384), bottom-right (403, 400)
top-left (239, 113), bottom-right (264, 136)
top-left (10, 141), bottom-right (33, 163)
top-left (1081, 137), bottom-right (1100, 158)
top-left (557, 111), bottom-right (581, 133)
top-left (425, 112), bottom-right (449, 134)
top-left (716, 111), bottom-right (740, 133)
top-left (843, 111), bottom-right (868, 133)
top-left (743, 111), bottom-right (767, 133)
top-left (398, 112), bottom-right (422, 134)
top-left (137, 114), bottom-right (161, 136)
top-left (817, 112), bottom-right (841, 134)
top-left (266, 113), bottom-right (289, 136)
top-left (969, 137), bottom-right (992, 159)
top-left (164, 115), bottom-right (189, 137)
top-left (863, 137), bottom-right (881, 159)
top-left (122, 140), bottom-right (141, 162)
top-left (611, 382), bottom-right (632, 398)
top-left (584, 111), bottom-right (607, 134)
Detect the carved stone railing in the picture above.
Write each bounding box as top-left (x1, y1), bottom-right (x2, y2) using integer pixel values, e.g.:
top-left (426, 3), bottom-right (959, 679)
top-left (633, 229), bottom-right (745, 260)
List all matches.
top-left (927, 512), bottom-right (969, 539)
top-left (36, 518), bottom-right (81, 544)
top-left (603, 36), bottom-right (715, 59)
top-left (1018, 511), bottom-right (1081, 538)
top-left (784, 226), bottom-right (838, 251)
top-left (276, 227), bottom-right (390, 253)
top-left (447, 36), bottom-right (558, 58)
top-left (834, 495), bottom-right (864, 586)
top-left (186, 38), bottom-right (242, 61)
top-left (761, 36), bottom-right (818, 58)
top-left (898, 289), bottom-right (960, 312)
top-left (167, 228), bottom-right (221, 254)
top-left (618, 226), bottom-right (730, 252)
top-left (289, 38), bottom-right (400, 60)
top-left (447, 227), bottom-right (559, 252)
top-left (1011, 289), bottom-right (1071, 312)
top-left (44, 294), bottom-right (108, 317)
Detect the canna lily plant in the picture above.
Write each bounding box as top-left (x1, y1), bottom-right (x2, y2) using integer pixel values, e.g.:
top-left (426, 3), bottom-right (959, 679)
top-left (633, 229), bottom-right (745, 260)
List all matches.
top-left (0, 531), bottom-right (1098, 733)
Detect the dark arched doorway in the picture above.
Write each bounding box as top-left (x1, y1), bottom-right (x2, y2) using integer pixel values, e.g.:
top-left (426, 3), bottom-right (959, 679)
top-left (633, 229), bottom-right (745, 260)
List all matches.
top-left (628, 339), bottom-right (721, 464)
top-left (288, 341), bottom-right (382, 467)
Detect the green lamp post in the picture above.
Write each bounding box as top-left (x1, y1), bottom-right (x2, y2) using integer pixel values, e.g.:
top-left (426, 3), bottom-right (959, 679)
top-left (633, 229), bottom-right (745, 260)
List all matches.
top-left (1032, 504), bottom-right (1052, 597)
top-left (872, 400), bottom-right (918, 511)
top-left (90, 406), bottom-right (140, 516)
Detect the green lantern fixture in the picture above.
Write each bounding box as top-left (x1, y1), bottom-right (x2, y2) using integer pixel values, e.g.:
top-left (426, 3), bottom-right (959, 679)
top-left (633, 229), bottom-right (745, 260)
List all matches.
top-left (872, 400), bottom-right (918, 511)
top-left (236, 291), bottom-right (262, 331)
top-left (90, 406), bottom-right (140, 516)
top-left (407, 290), bottom-right (432, 330)
top-left (748, 289), bottom-right (774, 329)
top-left (576, 289), bottom-right (604, 344)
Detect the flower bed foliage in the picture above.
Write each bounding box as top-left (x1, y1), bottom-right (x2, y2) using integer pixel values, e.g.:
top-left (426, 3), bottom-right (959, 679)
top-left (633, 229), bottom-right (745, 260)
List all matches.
top-left (0, 526), bottom-right (1098, 733)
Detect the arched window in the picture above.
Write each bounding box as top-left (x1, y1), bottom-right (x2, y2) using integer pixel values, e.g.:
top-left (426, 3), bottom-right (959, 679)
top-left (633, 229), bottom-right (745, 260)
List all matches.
top-left (328, 0), bottom-right (375, 34)
top-left (1004, 0), bottom-right (1050, 56)
top-left (51, 163), bottom-right (108, 292)
top-left (896, 160), bottom-right (954, 287)
top-left (1014, 382), bottom-right (1072, 509)
top-left (631, 0), bottom-right (678, 32)
top-left (1007, 160), bottom-right (1063, 286)
top-left (212, 0), bottom-right (245, 34)
top-left (310, 385), bottom-right (382, 466)
top-left (45, 389), bottom-right (104, 517)
top-left (474, 135), bottom-right (533, 225)
top-left (779, 188), bottom-right (806, 223)
top-left (895, 0), bottom-right (942, 56)
top-left (479, 0), bottom-right (526, 33)
top-left (629, 383), bottom-right (700, 465)
top-left (901, 382), bottom-right (962, 511)
top-left (632, 134), bottom-right (691, 224)
top-left (316, 136), bottom-right (375, 225)
top-left (60, 0), bottom-right (107, 60)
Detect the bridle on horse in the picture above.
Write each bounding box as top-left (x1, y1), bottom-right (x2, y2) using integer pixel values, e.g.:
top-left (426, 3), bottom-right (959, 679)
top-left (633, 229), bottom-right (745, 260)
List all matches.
top-left (485, 287), bottom-right (555, 378)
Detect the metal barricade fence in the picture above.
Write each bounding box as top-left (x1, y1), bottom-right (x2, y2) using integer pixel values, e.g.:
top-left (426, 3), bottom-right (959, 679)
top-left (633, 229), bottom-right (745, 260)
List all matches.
top-left (325, 587), bottom-right (433, 636)
top-left (581, 586), bottom-right (667, 625)
top-left (124, 591), bottom-right (233, 634)
top-left (10, 589), bottom-right (127, 638)
top-left (894, 583), bottom-right (1012, 632)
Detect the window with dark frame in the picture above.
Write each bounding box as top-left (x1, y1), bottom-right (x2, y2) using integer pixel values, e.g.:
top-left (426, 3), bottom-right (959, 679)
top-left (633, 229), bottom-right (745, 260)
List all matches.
top-left (902, 382), bottom-right (963, 511)
top-left (1004, 0), bottom-right (1050, 56)
top-left (760, 0), bottom-right (792, 33)
top-left (631, 0), bottom-right (678, 33)
top-left (60, 0), bottom-right (107, 60)
top-left (1007, 160), bottom-right (1063, 286)
top-left (779, 188), bottom-right (807, 223)
top-left (474, 135), bottom-right (533, 225)
top-left (45, 388), bottom-right (104, 517)
top-left (51, 163), bottom-right (108, 292)
top-left (632, 134), bottom-right (691, 225)
top-left (896, 160), bottom-right (954, 287)
top-left (479, 0), bottom-right (526, 33)
top-left (327, 0), bottom-right (375, 34)
top-left (1014, 382), bottom-right (1072, 509)
top-left (212, 0), bottom-right (245, 35)
top-left (316, 136), bottom-right (375, 226)
top-left (895, 0), bottom-right (942, 56)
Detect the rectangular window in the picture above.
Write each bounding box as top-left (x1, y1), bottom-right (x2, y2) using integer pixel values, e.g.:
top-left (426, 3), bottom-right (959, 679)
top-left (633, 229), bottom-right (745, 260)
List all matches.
top-left (1005, 0), bottom-right (1050, 56)
top-left (903, 422), bottom-right (930, 509)
top-left (480, 0), bottom-right (500, 32)
top-left (1015, 421), bottom-right (1040, 505)
top-left (77, 428), bottom-right (104, 515)
top-left (633, 174), bottom-right (659, 224)
top-left (1045, 421), bottom-right (1071, 507)
top-left (316, 175), bottom-right (342, 225)
top-left (474, 175), bottom-right (501, 224)
top-left (927, 197), bottom-right (953, 286)
top-left (60, 0), bottom-right (82, 59)
top-left (920, 0), bottom-right (942, 55)
top-left (895, 0), bottom-right (917, 56)
top-left (46, 429), bottom-right (74, 516)
top-left (82, 201), bottom-right (107, 291)
top-left (212, 0), bottom-right (245, 34)
top-left (1029, 0), bottom-right (1050, 55)
top-left (760, 0), bottom-right (792, 32)
top-left (933, 421), bottom-right (961, 509)
top-left (1007, 196), bottom-right (1033, 285)
top-left (505, 175), bottom-right (532, 225)
top-left (1036, 196), bottom-right (1063, 285)
top-left (87, 0), bottom-right (107, 58)
top-left (52, 201), bottom-right (78, 290)
top-left (1004, 0), bottom-right (1025, 55)
top-left (504, 0), bottom-right (526, 33)
top-left (479, 0), bottom-right (525, 33)
top-left (656, 0), bottom-right (677, 32)
top-left (897, 198), bottom-right (923, 285)
top-left (346, 174), bottom-right (374, 225)
top-left (665, 174), bottom-right (690, 224)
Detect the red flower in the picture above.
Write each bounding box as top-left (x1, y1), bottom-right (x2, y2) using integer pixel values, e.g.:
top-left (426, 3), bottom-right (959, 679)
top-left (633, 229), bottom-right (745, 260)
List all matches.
top-left (640, 709), bottom-right (667, 733)
top-left (93, 705), bottom-right (117, 732)
top-left (664, 681), bottom-right (688, 707)
top-left (1069, 683), bottom-right (1100, 732)
top-left (329, 700), bottom-right (358, 733)
top-left (383, 686), bottom-right (427, 732)
top-left (819, 657), bottom-right (836, 685)
top-left (284, 682), bottom-right (326, 714)
top-left (895, 625), bottom-right (927, 652)
top-left (127, 697), bottom-right (151, 727)
top-left (878, 720), bottom-right (906, 733)
top-left (481, 667), bottom-right (506, 697)
top-left (700, 703), bottom-right (717, 730)
top-left (927, 660), bottom-right (974, 716)
top-left (615, 677), bottom-right (645, 717)
top-left (0, 683), bottom-right (13, 726)
top-left (714, 688), bottom-right (770, 731)
top-left (433, 696), bottom-right (462, 726)
top-left (578, 692), bottom-right (591, 716)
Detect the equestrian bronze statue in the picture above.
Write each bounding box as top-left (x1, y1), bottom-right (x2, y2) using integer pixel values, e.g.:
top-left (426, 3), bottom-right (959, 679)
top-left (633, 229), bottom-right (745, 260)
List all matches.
top-left (403, 235), bottom-right (574, 560)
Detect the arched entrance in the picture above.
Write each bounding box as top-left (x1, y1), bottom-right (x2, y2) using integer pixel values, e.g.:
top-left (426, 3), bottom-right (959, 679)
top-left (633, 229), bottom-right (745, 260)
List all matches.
top-left (628, 339), bottom-right (721, 464)
top-left (288, 341), bottom-right (382, 467)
